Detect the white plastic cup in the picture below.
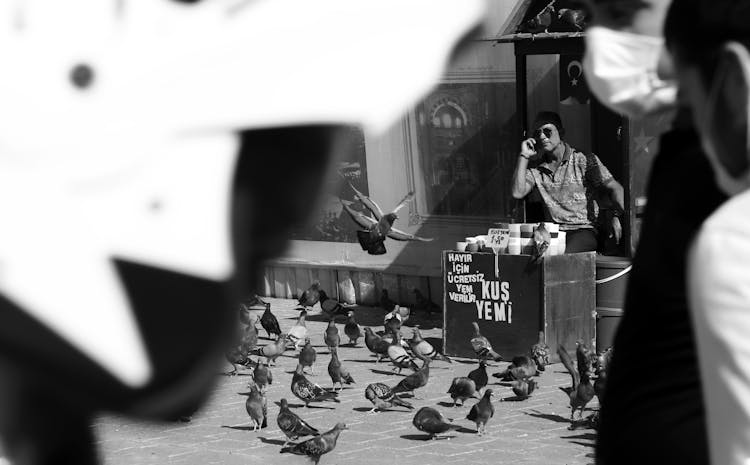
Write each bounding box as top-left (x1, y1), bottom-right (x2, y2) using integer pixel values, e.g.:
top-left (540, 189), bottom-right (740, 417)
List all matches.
top-left (466, 238), bottom-right (479, 253)
top-left (456, 241), bottom-right (468, 252)
top-left (508, 223), bottom-right (521, 238)
top-left (508, 237), bottom-right (521, 255)
top-left (558, 231), bottom-right (567, 254)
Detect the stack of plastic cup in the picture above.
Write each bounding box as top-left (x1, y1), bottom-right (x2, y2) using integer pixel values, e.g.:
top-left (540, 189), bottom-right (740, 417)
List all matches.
top-left (544, 222), bottom-right (560, 256)
top-left (466, 237), bottom-right (479, 252)
top-left (558, 231), bottom-right (567, 254)
top-left (520, 224), bottom-right (535, 255)
top-left (508, 223), bottom-right (521, 255)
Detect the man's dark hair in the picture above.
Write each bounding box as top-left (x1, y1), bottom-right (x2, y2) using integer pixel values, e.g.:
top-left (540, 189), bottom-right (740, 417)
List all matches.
top-left (664, 0), bottom-right (750, 87)
top-left (532, 111), bottom-right (565, 137)
top-left (588, 0), bottom-right (650, 28)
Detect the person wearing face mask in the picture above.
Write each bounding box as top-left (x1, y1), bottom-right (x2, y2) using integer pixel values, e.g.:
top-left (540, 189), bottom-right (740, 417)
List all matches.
top-left (584, 1), bottom-right (729, 465)
top-left (664, 2), bottom-right (750, 465)
top-left (511, 111), bottom-right (625, 253)
top-left (583, 0), bottom-right (677, 119)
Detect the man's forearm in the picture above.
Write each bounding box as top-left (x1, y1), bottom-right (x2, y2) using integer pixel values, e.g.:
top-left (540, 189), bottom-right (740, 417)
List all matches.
top-left (609, 180), bottom-right (625, 212)
top-left (512, 156), bottom-right (530, 199)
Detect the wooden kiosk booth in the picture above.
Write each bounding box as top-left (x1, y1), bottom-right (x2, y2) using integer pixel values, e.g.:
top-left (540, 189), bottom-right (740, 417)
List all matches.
top-left (442, 0), bottom-right (665, 359)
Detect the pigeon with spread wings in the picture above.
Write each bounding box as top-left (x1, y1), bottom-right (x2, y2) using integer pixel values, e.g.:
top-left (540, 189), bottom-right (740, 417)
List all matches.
top-left (341, 182), bottom-right (433, 255)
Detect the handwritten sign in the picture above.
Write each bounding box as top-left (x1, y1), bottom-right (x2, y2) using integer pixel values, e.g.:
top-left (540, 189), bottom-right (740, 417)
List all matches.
top-left (487, 228), bottom-right (509, 254)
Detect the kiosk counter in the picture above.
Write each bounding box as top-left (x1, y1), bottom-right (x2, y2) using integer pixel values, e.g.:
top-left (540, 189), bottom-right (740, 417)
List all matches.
top-left (443, 251), bottom-right (595, 362)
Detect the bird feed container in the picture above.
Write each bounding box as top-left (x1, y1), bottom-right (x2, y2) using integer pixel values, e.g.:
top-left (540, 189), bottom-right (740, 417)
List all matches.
top-left (442, 251), bottom-right (595, 362)
top-left (595, 256), bottom-right (631, 352)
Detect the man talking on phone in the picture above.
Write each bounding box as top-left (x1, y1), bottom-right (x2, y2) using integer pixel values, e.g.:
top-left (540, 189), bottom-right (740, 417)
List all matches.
top-left (511, 111), bottom-right (625, 252)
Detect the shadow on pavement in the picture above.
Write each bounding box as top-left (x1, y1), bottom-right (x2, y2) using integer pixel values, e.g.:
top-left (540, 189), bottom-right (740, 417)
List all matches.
top-left (525, 411), bottom-right (571, 423)
top-left (400, 434), bottom-right (456, 441)
top-left (370, 369), bottom-right (407, 377)
top-left (258, 437), bottom-right (287, 446)
top-left (221, 425), bottom-right (263, 431)
top-left (437, 401), bottom-right (463, 408)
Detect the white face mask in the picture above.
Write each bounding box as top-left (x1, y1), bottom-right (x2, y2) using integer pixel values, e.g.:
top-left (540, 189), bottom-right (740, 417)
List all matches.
top-left (697, 42), bottom-right (750, 197)
top-left (584, 26), bottom-right (678, 118)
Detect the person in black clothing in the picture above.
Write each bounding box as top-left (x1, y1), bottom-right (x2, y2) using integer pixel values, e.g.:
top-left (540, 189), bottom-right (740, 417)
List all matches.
top-left (595, 112), bottom-right (725, 465)
top-left (583, 1), bottom-right (727, 464)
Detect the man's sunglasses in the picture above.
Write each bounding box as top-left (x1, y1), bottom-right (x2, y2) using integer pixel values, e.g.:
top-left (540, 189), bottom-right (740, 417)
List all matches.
top-left (534, 127), bottom-right (554, 139)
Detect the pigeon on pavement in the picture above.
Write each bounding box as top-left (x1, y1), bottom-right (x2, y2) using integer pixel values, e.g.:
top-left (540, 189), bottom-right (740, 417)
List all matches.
top-left (277, 398), bottom-right (320, 446)
top-left (409, 327), bottom-right (451, 363)
top-left (467, 360), bottom-right (489, 394)
top-left (323, 318), bottom-right (340, 349)
top-left (466, 389), bottom-right (494, 435)
top-left (298, 338), bottom-right (317, 375)
top-left (364, 383), bottom-right (414, 413)
top-left (252, 362), bottom-right (273, 393)
top-left (298, 282), bottom-right (321, 309)
top-left (412, 407), bottom-right (460, 440)
top-left (447, 377), bottom-right (478, 407)
top-left (260, 303), bottom-right (282, 340)
top-left (280, 423), bottom-right (347, 465)
top-left (327, 347), bottom-right (355, 392)
top-left (470, 322), bottom-right (503, 362)
top-left (291, 364), bottom-right (340, 407)
top-left (287, 310), bottom-right (309, 351)
top-left (239, 384), bottom-right (267, 431)
top-left (344, 311), bottom-right (362, 346)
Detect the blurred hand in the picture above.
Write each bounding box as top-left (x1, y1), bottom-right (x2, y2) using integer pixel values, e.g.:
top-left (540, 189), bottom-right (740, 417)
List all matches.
top-left (610, 216), bottom-right (622, 244)
top-left (520, 138), bottom-right (537, 159)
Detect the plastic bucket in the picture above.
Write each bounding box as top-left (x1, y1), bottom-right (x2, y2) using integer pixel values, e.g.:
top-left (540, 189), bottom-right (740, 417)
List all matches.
top-left (595, 256), bottom-right (631, 352)
top-left (595, 256), bottom-right (631, 308)
top-left (596, 306), bottom-right (623, 352)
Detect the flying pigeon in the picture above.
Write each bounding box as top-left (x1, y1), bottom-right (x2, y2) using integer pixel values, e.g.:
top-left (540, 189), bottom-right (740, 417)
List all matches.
top-left (365, 383), bottom-right (414, 413)
top-left (280, 422), bottom-right (348, 465)
top-left (276, 398), bottom-right (320, 447)
top-left (0, 0), bottom-right (486, 462)
top-left (341, 182), bottom-right (433, 255)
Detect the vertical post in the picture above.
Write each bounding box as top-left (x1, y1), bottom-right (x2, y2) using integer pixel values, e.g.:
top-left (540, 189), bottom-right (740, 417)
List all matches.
top-left (515, 47), bottom-right (528, 223)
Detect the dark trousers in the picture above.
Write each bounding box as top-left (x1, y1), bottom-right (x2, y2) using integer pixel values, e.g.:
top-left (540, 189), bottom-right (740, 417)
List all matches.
top-left (564, 228), bottom-right (598, 253)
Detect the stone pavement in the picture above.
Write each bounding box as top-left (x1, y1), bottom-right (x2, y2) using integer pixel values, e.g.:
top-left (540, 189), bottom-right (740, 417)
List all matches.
top-left (94, 298), bottom-right (597, 465)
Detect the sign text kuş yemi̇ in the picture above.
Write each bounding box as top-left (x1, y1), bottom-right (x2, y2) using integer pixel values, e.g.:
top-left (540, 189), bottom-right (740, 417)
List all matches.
top-left (446, 253), bottom-right (513, 323)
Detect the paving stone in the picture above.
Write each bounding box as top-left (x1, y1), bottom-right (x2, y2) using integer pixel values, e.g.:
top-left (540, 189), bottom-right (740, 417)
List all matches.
top-left (95, 297), bottom-right (597, 465)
